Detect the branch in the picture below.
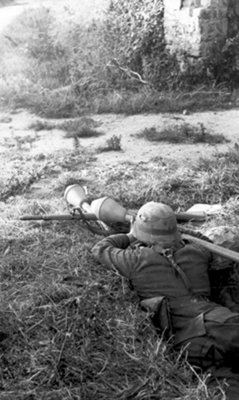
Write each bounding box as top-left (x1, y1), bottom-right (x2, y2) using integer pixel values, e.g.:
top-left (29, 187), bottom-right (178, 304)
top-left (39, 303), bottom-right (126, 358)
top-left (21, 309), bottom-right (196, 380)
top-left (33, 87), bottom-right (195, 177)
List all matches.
top-left (108, 58), bottom-right (151, 86)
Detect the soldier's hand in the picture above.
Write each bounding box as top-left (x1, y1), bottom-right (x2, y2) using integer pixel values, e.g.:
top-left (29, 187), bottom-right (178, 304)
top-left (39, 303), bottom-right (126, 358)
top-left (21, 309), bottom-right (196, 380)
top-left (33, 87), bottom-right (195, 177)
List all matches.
top-left (127, 216), bottom-right (137, 243)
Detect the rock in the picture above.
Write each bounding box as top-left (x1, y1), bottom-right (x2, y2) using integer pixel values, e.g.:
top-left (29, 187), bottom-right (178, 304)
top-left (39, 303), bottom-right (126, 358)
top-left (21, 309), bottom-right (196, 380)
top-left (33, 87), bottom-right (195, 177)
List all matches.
top-left (205, 225), bottom-right (239, 250)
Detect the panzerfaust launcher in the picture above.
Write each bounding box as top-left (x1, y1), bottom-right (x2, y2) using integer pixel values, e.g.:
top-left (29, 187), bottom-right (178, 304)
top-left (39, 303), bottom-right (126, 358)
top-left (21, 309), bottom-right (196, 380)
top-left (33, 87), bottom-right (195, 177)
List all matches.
top-left (20, 184), bottom-right (239, 263)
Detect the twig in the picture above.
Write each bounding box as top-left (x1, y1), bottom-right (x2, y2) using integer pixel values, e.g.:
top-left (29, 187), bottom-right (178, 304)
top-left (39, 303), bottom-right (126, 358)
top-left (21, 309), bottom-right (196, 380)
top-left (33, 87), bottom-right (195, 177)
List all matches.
top-left (108, 58), bottom-right (151, 86)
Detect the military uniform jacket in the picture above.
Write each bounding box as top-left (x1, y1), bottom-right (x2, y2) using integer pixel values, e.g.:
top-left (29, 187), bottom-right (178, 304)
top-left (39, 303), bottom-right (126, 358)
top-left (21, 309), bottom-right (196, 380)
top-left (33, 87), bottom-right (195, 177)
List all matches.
top-left (92, 234), bottom-right (239, 345)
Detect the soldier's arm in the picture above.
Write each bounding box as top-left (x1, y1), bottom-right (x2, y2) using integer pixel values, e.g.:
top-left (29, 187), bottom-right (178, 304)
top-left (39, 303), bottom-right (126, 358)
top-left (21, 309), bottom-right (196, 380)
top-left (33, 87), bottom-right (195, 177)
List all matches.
top-left (91, 233), bottom-right (140, 278)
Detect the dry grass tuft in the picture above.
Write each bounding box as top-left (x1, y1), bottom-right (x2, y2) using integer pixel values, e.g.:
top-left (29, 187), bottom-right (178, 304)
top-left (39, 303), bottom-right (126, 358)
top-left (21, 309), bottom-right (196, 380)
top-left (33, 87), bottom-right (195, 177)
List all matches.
top-left (28, 117), bottom-right (101, 133)
top-left (136, 123), bottom-right (228, 145)
top-left (0, 147), bottom-right (95, 202)
top-left (64, 127), bottom-right (103, 139)
top-left (97, 134), bottom-right (122, 152)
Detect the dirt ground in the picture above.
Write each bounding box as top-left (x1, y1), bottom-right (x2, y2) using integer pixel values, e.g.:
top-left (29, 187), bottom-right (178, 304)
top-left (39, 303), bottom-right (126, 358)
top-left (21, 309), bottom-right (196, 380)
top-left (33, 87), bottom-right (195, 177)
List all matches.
top-left (0, 109), bottom-right (238, 168)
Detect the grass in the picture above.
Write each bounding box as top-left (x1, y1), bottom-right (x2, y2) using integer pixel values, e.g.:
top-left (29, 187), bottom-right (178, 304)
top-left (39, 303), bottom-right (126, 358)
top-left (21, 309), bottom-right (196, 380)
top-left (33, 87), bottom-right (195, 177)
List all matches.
top-left (1, 134), bottom-right (239, 398)
top-left (85, 143), bottom-right (239, 210)
top-left (63, 125), bottom-right (104, 151)
top-left (2, 133), bottom-right (39, 150)
top-left (97, 134), bottom-right (122, 152)
top-left (93, 88), bottom-right (232, 116)
top-left (64, 127), bottom-right (103, 139)
top-left (28, 120), bottom-right (56, 131)
top-left (0, 147), bottom-right (94, 202)
top-left (136, 123), bottom-right (228, 144)
top-left (28, 117), bottom-right (101, 132)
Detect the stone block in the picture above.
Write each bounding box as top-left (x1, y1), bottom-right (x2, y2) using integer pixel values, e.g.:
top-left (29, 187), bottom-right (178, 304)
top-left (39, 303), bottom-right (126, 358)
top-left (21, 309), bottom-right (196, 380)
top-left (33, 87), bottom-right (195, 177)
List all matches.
top-left (164, 0), bottom-right (237, 66)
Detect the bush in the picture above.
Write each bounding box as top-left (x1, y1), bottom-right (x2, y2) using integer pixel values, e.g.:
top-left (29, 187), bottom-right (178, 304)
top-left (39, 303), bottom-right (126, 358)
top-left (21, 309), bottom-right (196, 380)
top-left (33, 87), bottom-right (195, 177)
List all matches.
top-left (203, 33), bottom-right (239, 88)
top-left (0, 0), bottom-right (236, 117)
top-left (102, 0), bottom-right (179, 89)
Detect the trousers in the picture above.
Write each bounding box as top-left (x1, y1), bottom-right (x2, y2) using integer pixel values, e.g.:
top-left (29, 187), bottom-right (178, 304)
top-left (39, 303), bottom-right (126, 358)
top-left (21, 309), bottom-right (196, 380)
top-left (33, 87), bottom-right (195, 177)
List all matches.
top-left (177, 315), bottom-right (239, 370)
top-left (175, 315), bottom-right (239, 400)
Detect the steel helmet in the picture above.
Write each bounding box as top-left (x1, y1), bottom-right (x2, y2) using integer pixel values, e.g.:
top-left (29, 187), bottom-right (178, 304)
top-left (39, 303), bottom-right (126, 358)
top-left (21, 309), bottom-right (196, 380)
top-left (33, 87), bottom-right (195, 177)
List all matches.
top-left (131, 202), bottom-right (181, 246)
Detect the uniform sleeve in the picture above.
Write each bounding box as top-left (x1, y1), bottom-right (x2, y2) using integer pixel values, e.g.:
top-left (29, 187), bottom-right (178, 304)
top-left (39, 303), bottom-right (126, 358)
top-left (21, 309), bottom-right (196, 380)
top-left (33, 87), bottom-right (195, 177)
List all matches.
top-left (91, 234), bottom-right (140, 278)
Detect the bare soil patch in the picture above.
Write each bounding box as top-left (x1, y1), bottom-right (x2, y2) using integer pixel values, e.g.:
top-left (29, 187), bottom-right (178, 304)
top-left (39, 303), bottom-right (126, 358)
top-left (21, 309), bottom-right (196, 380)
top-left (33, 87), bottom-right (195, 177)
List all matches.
top-left (0, 109), bottom-right (238, 168)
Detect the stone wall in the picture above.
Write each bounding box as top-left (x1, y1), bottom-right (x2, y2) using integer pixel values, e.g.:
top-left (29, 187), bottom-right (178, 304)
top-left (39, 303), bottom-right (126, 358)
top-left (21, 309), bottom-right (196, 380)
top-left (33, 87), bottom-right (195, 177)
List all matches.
top-left (164, 0), bottom-right (239, 60)
top-left (228, 0), bottom-right (239, 37)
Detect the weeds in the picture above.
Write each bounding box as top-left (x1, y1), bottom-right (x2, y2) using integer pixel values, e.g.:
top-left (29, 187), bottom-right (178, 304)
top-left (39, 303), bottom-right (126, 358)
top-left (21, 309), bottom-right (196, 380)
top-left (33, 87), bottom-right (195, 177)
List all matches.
top-left (64, 125), bottom-right (104, 151)
top-left (217, 142), bottom-right (239, 164)
top-left (0, 147), bottom-right (94, 202)
top-left (92, 87), bottom-right (231, 115)
top-left (136, 123), bottom-right (228, 144)
top-left (28, 120), bottom-right (56, 131)
top-left (97, 134), bottom-right (122, 152)
top-left (0, 157), bottom-right (45, 201)
top-left (28, 117), bottom-right (101, 132)
top-left (1, 133), bottom-right (39, 150)
top-left (87, 143), bottom-right (239, 211)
